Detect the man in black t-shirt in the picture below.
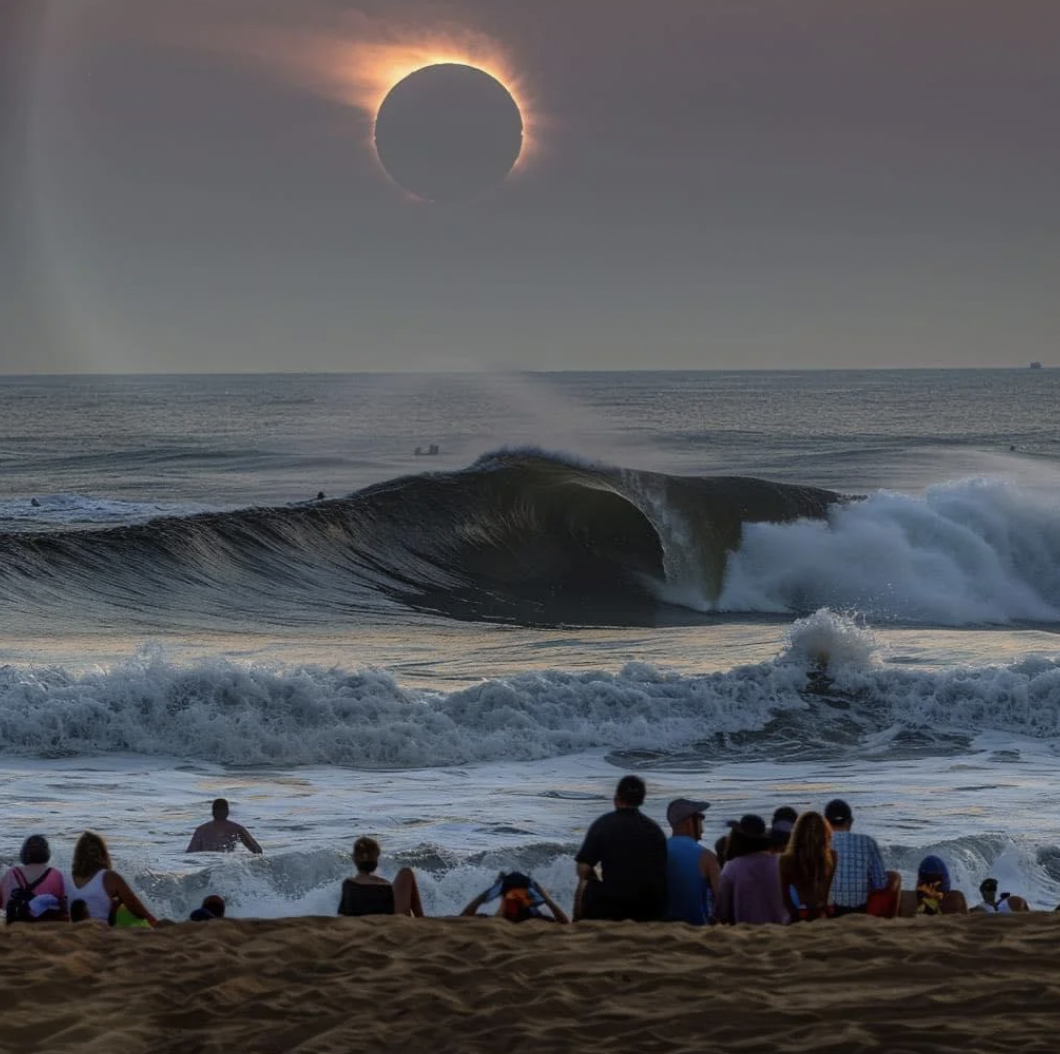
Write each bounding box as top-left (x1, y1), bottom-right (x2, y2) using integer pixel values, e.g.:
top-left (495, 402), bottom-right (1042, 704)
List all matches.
top-left (574, 775), bottom-right (668, 921)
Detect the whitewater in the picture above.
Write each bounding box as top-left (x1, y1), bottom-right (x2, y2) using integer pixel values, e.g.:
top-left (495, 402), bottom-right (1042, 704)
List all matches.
top-left (2, 370), bottom-right (1059, 919)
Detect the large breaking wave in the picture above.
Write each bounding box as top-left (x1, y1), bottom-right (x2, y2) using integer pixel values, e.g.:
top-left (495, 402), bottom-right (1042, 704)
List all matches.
top-left (1, 448), bottom-right (1058, 629)
top-left (0, 449), bottom-right (839, 629)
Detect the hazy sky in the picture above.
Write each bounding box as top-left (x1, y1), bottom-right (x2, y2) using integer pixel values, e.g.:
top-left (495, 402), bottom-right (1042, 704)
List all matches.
top-left (2, 0), bottom-right (1058, 372)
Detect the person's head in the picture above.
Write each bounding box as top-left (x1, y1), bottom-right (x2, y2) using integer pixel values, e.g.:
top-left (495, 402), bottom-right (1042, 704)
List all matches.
top-left (352, 836), bottom-right (381, 874)
top-left (769, 819), bottom-right (795, 853)
top-left (979, 877), bottom-right (999, 904)
top-left (725, 815), bottom-right (771, 858)
top-left (772, 806), bottom-right (798, 827)
top-left (190, 894), bottom-right (226, 921)
top-left (917, 855), bottom-right (951, 894)
top-left (72, 831), bottom-right (111, 880)
top-left (667, 798), bottom-right (709, 839)
top-left (211, 798), bottom-right (230, 821)
top-left (824, 799), bottom-right (853, 831)
top-left (20, 834), bottom-right (51, 866)
top-left (201, 894), bottom-right (226, 918)
top-left (781, 811), bottom-right (833, 886)
top-left (614, 775), bottom-right (646, 810)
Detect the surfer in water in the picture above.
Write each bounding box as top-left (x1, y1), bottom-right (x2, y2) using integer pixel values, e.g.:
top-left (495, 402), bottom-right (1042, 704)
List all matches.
top-left (186, 799), bottom-right (263, 854)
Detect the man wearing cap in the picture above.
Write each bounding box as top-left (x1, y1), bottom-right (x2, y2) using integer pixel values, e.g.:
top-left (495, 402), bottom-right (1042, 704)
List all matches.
top-left (825, 798), bottom-right (900, 916)
top-left (574, 775), bottom-right (668, 922)
top-left (664, 798), bottom-right (720, 925)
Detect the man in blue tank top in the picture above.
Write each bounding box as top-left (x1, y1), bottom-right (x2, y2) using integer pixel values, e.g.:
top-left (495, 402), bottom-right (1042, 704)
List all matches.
top-left (664, 798), bottom-right (721, 925)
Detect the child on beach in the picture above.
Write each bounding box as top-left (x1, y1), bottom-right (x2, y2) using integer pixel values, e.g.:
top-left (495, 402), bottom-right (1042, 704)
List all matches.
top-left (461, 872), bottom-right (570, 923)
top-left (901, 855), bottom-right (967, 916)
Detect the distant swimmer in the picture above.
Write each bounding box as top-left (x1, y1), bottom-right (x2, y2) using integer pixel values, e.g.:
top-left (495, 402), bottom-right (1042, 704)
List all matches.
top-left (316, 491), bottom-right (325, 500)
top-left (30, 498), bottom-right (41, 507)
top-left (186, 798), bottom-right (263, 854)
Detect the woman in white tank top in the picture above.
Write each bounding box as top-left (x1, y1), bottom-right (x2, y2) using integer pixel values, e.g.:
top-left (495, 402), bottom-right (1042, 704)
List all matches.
top-left (69, 831), bottom-right (159, 927)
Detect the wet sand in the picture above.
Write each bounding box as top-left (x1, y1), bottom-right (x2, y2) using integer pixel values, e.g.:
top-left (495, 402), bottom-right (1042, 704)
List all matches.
top-left (3, 914), bottom-right (1060, 1053)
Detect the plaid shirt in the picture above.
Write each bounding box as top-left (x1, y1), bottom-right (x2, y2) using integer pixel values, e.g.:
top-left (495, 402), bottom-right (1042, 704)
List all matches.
top-left (830, 830), bottom-right (887, 908)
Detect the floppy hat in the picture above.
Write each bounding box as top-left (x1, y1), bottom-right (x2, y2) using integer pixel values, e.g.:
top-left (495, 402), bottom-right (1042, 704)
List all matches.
top-left (667, 799), bottom-right (710, 827)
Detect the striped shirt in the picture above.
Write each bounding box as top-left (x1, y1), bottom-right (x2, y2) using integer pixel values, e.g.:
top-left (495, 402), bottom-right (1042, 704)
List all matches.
top-left (830, 830), bottom-right (887, 908)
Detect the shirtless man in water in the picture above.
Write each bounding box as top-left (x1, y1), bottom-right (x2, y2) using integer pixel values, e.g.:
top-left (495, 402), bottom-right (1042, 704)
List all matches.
top-left (186, 799), bottom-right (263, 854)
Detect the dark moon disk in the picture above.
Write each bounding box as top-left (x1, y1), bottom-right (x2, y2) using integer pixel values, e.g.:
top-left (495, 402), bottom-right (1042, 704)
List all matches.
top-left (373, 63), bottom-right (524, 202)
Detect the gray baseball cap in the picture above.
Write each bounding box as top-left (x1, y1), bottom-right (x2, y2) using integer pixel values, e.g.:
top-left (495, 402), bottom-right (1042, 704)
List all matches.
top-left (667, 798), bottom-right (710, 827)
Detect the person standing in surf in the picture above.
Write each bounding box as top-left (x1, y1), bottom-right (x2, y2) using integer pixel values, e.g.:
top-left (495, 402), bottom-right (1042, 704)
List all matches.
top-left (574, 775), bottom-right (668, 922)
top-left (186, 798), bottom-right (263, 854)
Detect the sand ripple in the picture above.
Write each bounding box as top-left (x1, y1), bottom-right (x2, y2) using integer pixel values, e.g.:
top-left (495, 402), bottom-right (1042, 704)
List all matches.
top-left (3, 915), bottom-right (1060, 1053)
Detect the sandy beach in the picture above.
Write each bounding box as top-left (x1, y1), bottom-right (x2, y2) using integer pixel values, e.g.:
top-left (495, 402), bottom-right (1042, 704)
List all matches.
top-left (3, 915), bottom-right (1060, 1053)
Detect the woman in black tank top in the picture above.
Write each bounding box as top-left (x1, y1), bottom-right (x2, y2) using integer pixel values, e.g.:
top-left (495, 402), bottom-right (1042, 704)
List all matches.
top-left (337, 836), bottom-right (424, 918)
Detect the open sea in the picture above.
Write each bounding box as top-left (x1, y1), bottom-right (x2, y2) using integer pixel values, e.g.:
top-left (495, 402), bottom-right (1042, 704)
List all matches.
top-left (2, 369), bottom-right (1059, 919)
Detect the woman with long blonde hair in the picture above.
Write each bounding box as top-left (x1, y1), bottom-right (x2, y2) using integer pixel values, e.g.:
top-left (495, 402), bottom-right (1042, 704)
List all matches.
top-left (778, 811), bottom-right (836, 921)
top-left (69, 831), bottom-right (158, 927)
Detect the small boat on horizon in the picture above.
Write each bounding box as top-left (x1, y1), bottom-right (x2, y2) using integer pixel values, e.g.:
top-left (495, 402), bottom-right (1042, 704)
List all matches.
top-left (415, 444), bottom-right (440, 456)
top-left (1029, 361), bottom-right (1043, 369)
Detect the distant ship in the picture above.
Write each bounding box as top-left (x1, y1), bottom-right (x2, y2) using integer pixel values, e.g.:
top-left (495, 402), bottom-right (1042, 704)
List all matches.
top-left (1029, 361), bottom-right (1043, 369)
top-left (415, 444), bottom-right (440, 456)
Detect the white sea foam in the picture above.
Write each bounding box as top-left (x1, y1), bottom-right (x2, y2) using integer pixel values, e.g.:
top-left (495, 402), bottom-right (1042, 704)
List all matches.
top-left (718, 479), bottom-right (1060, 624)
top-left (1, 619), bottom-right (1058, 767)
top-left (0, 646), bottom-right (808, 766)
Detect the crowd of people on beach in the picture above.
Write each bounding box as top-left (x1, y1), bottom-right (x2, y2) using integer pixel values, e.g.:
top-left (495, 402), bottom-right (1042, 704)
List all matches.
top-left (0, 783), bottom-right (1036, 928)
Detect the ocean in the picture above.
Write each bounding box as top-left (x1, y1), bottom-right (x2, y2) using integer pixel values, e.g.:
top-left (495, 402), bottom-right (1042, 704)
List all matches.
top-left (2, 369), bottom-right (1059, 919)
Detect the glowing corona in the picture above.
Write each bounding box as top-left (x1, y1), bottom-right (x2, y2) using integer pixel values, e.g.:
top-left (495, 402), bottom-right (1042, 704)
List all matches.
top-left (353, 46), bottom-right (536, 175)
top-left (162, 17), bottom-right (541, 189)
